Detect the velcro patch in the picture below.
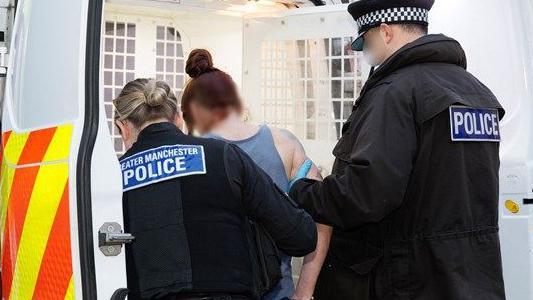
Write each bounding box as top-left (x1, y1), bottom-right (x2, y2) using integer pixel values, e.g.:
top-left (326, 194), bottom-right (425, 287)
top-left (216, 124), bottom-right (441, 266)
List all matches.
top-left (120, 144), bottom-right (206, 191)
top-left (449, 106), bottom-right (500, 142)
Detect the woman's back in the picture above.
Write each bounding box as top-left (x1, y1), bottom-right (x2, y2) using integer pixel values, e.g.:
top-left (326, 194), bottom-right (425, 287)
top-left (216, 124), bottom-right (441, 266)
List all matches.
top-left (206, 125), bottom-right (289, 192)
top-left (180, 48), bottom-right (323, 300)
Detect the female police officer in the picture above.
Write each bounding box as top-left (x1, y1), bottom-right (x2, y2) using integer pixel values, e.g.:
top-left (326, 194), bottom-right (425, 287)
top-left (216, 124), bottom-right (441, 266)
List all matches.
top-left (113, 78), bottom-right (317, 300)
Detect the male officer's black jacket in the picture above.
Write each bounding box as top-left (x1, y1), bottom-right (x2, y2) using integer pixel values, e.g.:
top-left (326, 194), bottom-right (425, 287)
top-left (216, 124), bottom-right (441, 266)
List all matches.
top-left (122, 122), bottom-right (317, 299)
top-left (290, 34), bottom-right (506, 300)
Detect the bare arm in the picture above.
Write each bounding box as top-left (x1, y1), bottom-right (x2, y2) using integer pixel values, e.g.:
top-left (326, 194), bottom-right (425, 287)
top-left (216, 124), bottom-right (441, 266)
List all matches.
top-left (292, 163), bottom-right (330, 300)
top-left (294, 224), bottom-right (332, 300)
top-left (273, 129), bottom-right (333, 300)
top-left (273, 128), bottom-right (319, 182)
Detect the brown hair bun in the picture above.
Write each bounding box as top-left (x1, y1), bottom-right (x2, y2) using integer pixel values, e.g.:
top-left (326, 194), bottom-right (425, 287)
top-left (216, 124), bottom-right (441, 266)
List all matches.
top-left (185, 49), bottom-right (214, 78)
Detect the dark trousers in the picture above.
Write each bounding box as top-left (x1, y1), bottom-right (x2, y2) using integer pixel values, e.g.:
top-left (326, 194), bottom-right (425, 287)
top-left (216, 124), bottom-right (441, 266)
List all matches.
top-left (314, 259), bottom-right (371, 300)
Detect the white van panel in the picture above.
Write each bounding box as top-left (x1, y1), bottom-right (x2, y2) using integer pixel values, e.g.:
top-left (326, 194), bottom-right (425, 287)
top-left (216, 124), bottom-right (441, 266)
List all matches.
top-left (2, 0), bottom-right (91, 298)
top-left (90, 102), bottom-right (128, 298)
top-left (7, 0), bottom-right (83, 130)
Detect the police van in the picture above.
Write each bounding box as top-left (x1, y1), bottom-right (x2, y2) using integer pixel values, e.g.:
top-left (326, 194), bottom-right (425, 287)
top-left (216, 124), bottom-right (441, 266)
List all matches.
top-left (0, 0), bottom-right (531, 298)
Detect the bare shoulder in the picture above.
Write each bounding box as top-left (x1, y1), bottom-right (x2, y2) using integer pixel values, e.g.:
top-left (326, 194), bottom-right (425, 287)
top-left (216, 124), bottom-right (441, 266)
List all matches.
top-left (270, 127), bottom-right (305, 154)
top-left (269, 127), bottom-right (322, 180)
top-left (270, 127), bottom-right (311, 178)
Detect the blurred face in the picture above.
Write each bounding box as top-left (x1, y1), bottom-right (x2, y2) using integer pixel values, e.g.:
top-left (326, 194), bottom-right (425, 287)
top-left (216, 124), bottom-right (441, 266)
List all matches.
top-left (362, 24), bottom-right (394, 66)
top-left (188, 101), bottom-right (230, 134)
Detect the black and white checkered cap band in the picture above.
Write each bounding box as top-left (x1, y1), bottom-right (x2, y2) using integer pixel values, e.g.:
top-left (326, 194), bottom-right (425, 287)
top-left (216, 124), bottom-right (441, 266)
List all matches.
top-left (356, 7), bottom-right (429, 32)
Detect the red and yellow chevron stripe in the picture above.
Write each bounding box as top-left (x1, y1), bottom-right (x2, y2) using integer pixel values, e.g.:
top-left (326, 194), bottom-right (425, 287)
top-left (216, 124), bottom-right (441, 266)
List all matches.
top-left (0, 124), bottom-right (74, 300)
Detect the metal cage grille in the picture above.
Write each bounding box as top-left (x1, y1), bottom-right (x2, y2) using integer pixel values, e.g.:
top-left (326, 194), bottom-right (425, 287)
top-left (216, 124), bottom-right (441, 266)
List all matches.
top-left (102, 21), bottom-right (137, 155)
top-left (260, 37), bottom-right (364, 141)
top-left (155, 25), bottom-right (186, 104)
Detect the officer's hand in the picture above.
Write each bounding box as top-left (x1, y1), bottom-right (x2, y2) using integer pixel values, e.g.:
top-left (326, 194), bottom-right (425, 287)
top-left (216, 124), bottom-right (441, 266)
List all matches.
top-left (288, 159), bottom-right (313, 190)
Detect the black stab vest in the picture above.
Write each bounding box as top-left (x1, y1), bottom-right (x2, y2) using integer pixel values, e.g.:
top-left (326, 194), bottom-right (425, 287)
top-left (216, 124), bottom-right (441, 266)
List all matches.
top-left (122, 123), bottom-right (255, 299)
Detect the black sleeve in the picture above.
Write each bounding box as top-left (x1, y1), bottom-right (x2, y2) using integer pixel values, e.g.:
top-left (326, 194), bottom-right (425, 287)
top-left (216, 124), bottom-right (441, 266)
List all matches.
top-left (289, 85), bottom-right (418, 230)
top-left (224, 143), bottom-right (317, 257)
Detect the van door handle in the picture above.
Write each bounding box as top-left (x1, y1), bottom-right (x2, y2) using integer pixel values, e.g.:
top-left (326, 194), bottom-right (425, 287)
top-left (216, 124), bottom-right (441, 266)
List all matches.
top-left (98, 222), bottom-right (135, 256)
top-left (106, 232), bottom-right (135, 245)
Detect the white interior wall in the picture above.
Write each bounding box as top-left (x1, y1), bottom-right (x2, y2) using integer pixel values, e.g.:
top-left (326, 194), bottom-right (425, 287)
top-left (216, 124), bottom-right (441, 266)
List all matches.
top-left (105, 4), bottom-right (244, 88)
top-left (173, 12), bottom-right (244, 89)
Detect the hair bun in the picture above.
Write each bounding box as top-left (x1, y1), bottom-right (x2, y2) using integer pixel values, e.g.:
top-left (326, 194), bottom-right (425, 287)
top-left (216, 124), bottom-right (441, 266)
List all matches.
top-left (186, 49), bottom-right (214, 78)
top-left (144, 80), bottom-right (170, 107)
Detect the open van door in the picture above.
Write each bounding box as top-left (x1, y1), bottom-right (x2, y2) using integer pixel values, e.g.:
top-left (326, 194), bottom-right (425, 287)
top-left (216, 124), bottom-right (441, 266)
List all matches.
top-left (0, 0), bottom-right (128, 299)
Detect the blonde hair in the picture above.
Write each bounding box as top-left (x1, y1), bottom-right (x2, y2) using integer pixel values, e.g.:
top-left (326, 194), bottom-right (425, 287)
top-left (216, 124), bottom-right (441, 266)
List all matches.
top-left (113, 79), bottom-right (178, 128)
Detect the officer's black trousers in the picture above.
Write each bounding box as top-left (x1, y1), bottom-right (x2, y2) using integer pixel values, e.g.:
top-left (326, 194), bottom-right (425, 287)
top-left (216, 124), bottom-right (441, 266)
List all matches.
top-left (314, 259), bottom-right (371, 300)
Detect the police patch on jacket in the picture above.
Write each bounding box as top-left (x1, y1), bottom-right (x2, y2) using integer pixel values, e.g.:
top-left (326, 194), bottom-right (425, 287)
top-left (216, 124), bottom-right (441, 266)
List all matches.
top-left (449, 106), bottom-right (501, 142)
top-left (120, 144), bottom-right (206, 191)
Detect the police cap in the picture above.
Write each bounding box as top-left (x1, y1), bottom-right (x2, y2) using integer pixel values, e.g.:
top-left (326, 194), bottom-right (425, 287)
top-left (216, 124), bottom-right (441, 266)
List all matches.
top-left (348, 0), bottom-right (435, 51)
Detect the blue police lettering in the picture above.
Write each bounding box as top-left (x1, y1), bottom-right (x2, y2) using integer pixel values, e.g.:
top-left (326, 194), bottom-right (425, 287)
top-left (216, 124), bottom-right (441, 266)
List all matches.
top-left (120, 144), bottom-right (207, 191)
top-left (449, 106), bottom-right (500, 142)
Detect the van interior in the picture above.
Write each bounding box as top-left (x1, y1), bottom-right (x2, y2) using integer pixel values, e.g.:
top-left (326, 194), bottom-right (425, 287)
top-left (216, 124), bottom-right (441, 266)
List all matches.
top-left (96, 1), bottom-right (533, 297)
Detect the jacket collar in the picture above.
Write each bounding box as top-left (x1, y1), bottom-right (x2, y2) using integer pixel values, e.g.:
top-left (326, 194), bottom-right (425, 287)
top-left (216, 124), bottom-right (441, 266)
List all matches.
top-left (137, 122), bottom-right (182, 139)
top-left (359, 34), bottom-right (467, 99)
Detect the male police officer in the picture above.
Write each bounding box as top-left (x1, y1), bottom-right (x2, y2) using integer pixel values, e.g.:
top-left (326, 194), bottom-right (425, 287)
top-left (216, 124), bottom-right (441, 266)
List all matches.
top-left (289, 0), bottom-right (506, 299)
